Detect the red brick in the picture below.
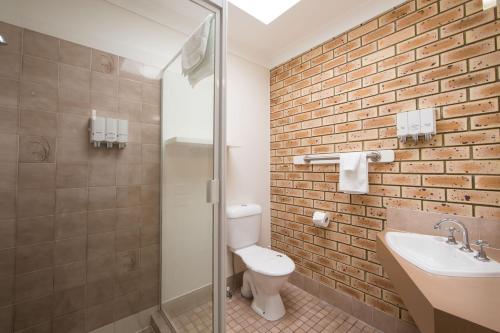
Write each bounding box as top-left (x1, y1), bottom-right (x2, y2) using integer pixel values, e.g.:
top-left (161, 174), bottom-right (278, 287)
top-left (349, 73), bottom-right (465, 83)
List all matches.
top-left (378, 27), bottom-right (415, 49)
top-left (417, 6), bottom-right (464, 33)
top-left (423, 201), bottom-right (473, 216)
top-left (380, 75), bottom-right (417, 93)
top-left (379, 2), bottom-right (416, 26)
top-left (348, 20), bottom-right (379, 41)
top-left (418, 89), bottom-right (466, 108)
top-left (402, 186), bottom-right (445, 201)
top-left (398, 55), bottom-right (439, 76)
top-left (448, 189), bottom-right (500, 206)
top-left (419, 60), bottom-right (467, 83)
top-left (440, 38), bottom-right (495, 64)
top-left (423, 175), bottom-right (472, 188)
top-left (465, 17), bottom-right (500, 43)
top-left (475, 176), bottom-right (500, 190)
top-left (470, 82), bottom-right (500, 100)
top-left (378, 51), bottom-right (415, 70)
top-left (440, 0), bottom-right (468, 11)
top-left (444, 129), bottom-right (499, 145)
top-left (441, 68), bottom-right (496, 91)
top-left (441, 9), bottom-right (495, 37)
top-left (442, 98), bottom-right (498, 118)
top-left (323, 35), bottom-right (347, 52)
top-left (362, 47), bottom-right (396, 66)
top-left (396, 3), bottom-right (439, 30)
top-left (473, 144), bottom-right (500, 159)
top-left (416, 33), bottom-right (464, 59)
top-left (447, 160), bottom-right (500, 174)
top-left (362, 92), bottom-right (396, 108)
top-left (471, 113), bottom-right (500, 129)
top-left (469, 50), bottom-right (500, 71)
top-left (348, 42), bottom-right (378, 61)
top-left (363, 69), bottom-right (397, 86)
top-left (397, 81), bottom-right (438, 100)
top-left (334, 39), bottom-right (361, 57)
top-left (397, 29), bottom-right (439, 53)
top-left (362, 24), bottom-right (395, 45)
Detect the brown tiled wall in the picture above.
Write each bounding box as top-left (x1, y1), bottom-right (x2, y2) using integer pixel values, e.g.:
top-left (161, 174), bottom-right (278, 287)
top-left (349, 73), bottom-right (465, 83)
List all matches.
top-left (269, 0), bottom-right (500, 323)
top-left (0, 22), bottom-right (160, 332)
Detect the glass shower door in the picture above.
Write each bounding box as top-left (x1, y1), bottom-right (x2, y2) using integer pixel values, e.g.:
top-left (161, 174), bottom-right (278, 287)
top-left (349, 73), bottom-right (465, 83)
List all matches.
top-left (160, 3), bottom-right (223, 331)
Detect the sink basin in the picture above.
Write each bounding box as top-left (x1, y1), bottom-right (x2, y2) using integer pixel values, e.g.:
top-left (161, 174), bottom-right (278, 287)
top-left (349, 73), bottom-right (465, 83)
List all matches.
top-left (385, 232), bottom-right (500, 277)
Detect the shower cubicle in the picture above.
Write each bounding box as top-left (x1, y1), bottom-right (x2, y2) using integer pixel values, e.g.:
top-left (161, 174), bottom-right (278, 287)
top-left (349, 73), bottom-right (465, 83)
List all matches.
top-left (159, 0), bottom-right (226, 332)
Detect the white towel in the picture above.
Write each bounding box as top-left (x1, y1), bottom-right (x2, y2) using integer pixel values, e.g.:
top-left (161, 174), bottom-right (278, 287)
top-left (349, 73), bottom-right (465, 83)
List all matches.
top-left (339, 152), bottom-right (369, 194)
top-left (181, 14), bottom-right (214, 87)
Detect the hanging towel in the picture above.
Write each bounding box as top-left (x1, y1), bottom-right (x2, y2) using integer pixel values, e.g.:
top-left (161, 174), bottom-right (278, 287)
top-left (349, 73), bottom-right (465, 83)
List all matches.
top-left (181, 14), bottom-right (215, 87)
top-left (339, 152), bottom-right (369, 194)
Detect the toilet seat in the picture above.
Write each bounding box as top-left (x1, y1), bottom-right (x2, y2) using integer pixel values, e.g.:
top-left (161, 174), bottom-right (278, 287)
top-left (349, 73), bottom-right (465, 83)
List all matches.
top-left (235, 245), bottom-right (295, 277)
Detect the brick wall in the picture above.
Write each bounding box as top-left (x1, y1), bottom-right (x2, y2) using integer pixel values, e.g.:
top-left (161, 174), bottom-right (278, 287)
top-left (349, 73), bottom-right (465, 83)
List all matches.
top-left (269, 0), bottom-right (500, 322)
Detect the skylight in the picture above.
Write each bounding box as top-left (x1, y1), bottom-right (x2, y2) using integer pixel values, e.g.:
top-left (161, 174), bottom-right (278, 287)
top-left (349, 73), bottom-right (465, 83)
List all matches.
top-left (229, 0), bottom-right (301, 25)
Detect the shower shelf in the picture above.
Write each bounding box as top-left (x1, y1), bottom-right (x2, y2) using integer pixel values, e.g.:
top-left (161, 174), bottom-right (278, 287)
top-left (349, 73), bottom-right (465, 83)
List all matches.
top-left (165, 136), bottom-right (237, 147)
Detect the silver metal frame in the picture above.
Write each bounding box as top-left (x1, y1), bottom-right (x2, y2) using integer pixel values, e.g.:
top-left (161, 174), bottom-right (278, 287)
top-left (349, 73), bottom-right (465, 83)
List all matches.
top-left (303, 151), bottom-right (381, 163)
top-left (158, 0), bottom-right (226, 332)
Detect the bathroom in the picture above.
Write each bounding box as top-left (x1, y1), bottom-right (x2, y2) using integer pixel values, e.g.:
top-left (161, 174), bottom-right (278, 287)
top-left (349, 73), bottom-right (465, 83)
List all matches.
top-left (0, 0), bottom-right (499, 332)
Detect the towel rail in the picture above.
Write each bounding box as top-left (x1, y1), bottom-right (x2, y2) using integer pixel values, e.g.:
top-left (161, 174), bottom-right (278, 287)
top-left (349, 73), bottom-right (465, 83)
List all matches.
top-left (303, 152), bottom-right (381, 162)
top-left (293, 150), bottom-right (395, 165)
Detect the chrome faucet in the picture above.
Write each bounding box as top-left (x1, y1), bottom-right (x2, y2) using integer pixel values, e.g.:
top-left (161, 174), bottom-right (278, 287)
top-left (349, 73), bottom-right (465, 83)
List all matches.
top-left (433, 218), bottom-right (473, 252)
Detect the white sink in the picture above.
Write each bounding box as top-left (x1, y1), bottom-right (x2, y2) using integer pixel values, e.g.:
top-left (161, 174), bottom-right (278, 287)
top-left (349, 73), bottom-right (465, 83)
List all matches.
top-left (385, 232), bottom-right (500, 277)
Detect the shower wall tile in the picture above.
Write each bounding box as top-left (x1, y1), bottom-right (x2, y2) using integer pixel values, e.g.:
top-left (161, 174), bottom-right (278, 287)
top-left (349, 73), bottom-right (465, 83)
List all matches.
top-left (54, 212), bottom-right (87, 240)
top-left (23, 30), bottom-right (59, 61)
top-left (22, 55), bottom-right (58, 88)
top-left (0, 21), bottom-right (161, 332)
top-left (19, 81), bottom-right (58, 113)
top-left (0, 107), bottom-right (19, 134)
top-left (92, 50), bottom-right (118, 75)
top-left (18, 135), bottom-right (56, 163)
top-left (59, 40), bottom-right (91, 69)
top-left (0, 52), bottom-right (21, 79)
top-left (0, 22), bottom-right (21, 53)
top-left (19, 110), bottom-right (58, 137)
top-left (0, 78), bottom-right (19, 108)
top-left (16, 215), bottom-right (54, 246)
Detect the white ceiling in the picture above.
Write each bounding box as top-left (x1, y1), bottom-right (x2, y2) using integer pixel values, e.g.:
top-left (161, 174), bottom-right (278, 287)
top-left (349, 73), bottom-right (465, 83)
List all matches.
top-left (228, 0), bottom-right (405, 68)
top-left (110, 0), bottom-right (406, 68)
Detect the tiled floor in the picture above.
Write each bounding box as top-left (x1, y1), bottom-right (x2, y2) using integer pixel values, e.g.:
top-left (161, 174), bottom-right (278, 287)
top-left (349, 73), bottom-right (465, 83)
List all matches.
top-left (169, 283), bottom-right (381, 333)
top-left (170, 300), bottom-right (213, 332)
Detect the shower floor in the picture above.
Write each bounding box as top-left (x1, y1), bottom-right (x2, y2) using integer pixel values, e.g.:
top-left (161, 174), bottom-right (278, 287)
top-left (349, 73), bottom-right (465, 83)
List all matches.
top-left (168, 283), bottom-right (380, 333)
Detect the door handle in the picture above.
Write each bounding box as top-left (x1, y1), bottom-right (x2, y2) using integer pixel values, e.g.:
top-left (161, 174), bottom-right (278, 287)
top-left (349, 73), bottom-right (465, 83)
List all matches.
top-left (206, 179), bottom-right (219, 204)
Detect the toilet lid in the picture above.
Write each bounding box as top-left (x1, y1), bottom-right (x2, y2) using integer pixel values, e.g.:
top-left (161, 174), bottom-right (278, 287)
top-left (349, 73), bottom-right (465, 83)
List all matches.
top-left (235, 245), bottom-right (295, 277)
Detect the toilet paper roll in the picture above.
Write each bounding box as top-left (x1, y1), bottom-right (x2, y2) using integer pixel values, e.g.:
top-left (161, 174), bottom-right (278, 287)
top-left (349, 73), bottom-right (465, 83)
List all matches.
top-left (313, 211), bottom-right (329, 228)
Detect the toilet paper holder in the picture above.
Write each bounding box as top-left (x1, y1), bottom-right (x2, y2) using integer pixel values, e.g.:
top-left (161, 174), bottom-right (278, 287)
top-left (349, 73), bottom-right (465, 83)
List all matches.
top-left (313, 211), bottom-right (329, 228)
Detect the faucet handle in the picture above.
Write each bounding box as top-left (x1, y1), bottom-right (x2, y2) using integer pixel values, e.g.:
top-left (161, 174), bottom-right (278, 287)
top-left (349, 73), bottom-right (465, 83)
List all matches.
top-left (445, 227), bottom-right (457, 244)
top-left (474, 240), bottom-right (489, 262)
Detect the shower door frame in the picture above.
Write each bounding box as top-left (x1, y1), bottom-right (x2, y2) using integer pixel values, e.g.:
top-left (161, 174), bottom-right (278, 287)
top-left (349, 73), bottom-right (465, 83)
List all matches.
top-left (158, 0), bottom-right (227, 332)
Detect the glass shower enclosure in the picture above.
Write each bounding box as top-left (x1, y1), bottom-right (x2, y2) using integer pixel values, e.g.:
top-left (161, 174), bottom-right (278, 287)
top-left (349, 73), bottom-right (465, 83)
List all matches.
top-left (159, 0), bottom-right (226, 332)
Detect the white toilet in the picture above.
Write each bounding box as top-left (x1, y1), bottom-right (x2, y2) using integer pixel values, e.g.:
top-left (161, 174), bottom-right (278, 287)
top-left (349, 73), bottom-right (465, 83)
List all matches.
top-left (227, 204), bottom-right (295, 321)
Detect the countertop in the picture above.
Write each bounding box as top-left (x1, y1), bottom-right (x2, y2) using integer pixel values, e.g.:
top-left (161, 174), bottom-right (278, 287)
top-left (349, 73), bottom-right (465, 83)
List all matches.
top-left (377, 229), bottom-right (500, 333)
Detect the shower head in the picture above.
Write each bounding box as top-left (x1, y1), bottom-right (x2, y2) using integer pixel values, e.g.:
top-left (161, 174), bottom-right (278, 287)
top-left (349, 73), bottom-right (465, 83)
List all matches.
top-left (0, 34), bottom-right (7, 46)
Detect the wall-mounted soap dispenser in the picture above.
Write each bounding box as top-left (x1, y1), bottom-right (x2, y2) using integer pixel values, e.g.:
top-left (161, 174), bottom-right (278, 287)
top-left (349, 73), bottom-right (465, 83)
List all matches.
top-left (89, 110), bottom-right (128, 149)
top-left (90, 110), bottom-right (105, 148)
top-left (396, 108), bottom-right (436, 143)
top-left (420, 108), bottom-right (436, 141)
top-left (105, 118), bottom-right (117, 148)
top-left (117, 119), bottom-right (128, 149)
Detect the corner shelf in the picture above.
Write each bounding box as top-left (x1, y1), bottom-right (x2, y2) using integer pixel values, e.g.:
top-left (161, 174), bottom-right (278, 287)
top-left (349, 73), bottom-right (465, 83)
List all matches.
top-left (164, 136), bottom-right (238, 148)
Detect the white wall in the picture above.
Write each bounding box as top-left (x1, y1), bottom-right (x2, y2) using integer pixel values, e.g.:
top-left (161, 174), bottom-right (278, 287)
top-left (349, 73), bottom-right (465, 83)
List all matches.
top-left (226, 53), bottom-right (270, 277)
